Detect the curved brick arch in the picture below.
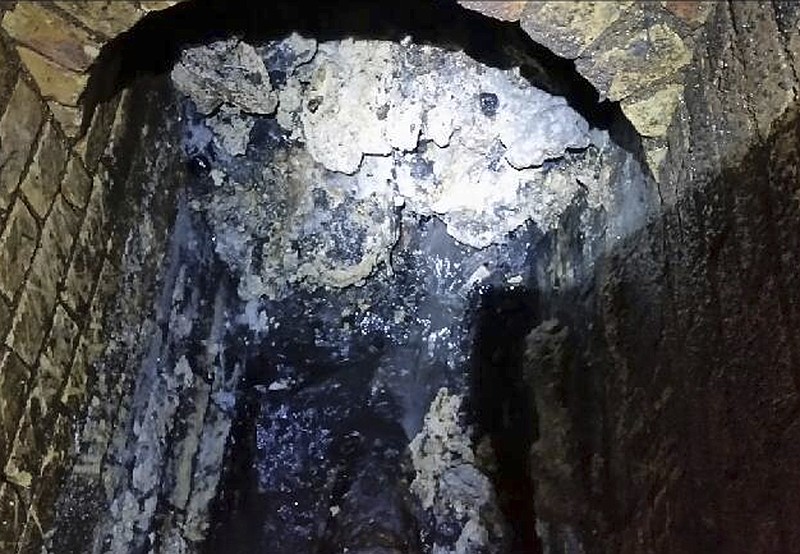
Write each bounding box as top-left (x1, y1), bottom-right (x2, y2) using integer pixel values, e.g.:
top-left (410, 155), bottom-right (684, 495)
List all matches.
top-left (0, 2), bottom-right (797, 552)
top-left (2, 0), bottom-right (694, 175)
top-left (461, 0), bottom-right (701, 175)
top-left (0, 1), bottom-right (180, 137)
top-left (3, 0), bottom-right (799, 181)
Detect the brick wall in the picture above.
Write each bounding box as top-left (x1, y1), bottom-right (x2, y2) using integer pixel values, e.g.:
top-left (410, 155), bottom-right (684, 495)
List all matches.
top-left (521, 3), bottom-right (800, 553)
top-left (0, 33), bottom-right (128, 552)
top-left (0, 1), bottom-right (181, 138)
top-left (0, 1), bottom-right (798, 552)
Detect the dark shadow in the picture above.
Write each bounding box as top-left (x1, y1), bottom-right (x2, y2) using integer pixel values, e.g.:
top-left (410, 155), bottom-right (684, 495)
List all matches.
top-left (469, 285), bottom-right (542, 554)
top-left (81, 0), bottom-right (642, 157)
top-left (477, 106), bottom-right (800, 554)
top-left (203, 289), bottom-right (418, 553)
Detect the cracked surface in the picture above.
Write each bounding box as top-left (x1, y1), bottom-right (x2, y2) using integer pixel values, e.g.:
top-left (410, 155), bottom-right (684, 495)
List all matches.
top-left (173, 34), bottom-right (619, 301)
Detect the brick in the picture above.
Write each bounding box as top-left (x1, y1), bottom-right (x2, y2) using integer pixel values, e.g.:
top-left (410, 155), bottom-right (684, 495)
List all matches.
top-left (579, 22), bottom-right (692, 101)
top-left (53, 1), bottom-right (145, 40)
top-left (7, 196), bottom-right (81, 365)
top-left (19, 122), bottom-right (69, 218)
top-left (60, 337), bottom-right (89, 417)
top-left (73, 92), bottom-right (121, 173)
top-left (662, 1), bottom-right (714, 27)
top-left (0, 350), bottom-right (31, 465)
top-left (0, 200), bottom-right (39, 301)
top-left (61, 156), bottom-right (92, 210)
top-left (33, 413), bottom-right (72, 532)
top-left (139, 1), bottom-right (182, 12)
top-left (48, 101), bottom-right (83, 139)
top-left (0, 296), bottom-right (9, 342)
top-left (4, 403), bottom-right (43, 489)
top-left (102, 88), bottom-right (132, 163)
top-left (60, 270), bottom-right (113, 425)
top-left (30, 305), bottom-right (79, 420)
top-left (7, 287), bottom-right (52, 367)
top-left (0, 37), bottom-right (19, 114)
top-left (0, 80), bottom-right (43, 210)
top-left (621, 84), bottom-right (684, 138)
top-left (6, 332), bottom-right (76, 504)
top-left (62, 176), bottom-right (108, 315)
top-left (37, 195), bottom-right (81, 272)
top-left (0, 483), bottom-right (26, 552)
top-left (458, 1), bottom-right (527, 22)
top-left (16, 46), bottom-right (89, 107)
top-left (2, 2), bottom-right (101, 72)
top-left (520, 1), bottom-right (631, 60)
top-left (92, 255), bottom-right (121, 309)
top-left (83, 263), bottom-right (113, 363)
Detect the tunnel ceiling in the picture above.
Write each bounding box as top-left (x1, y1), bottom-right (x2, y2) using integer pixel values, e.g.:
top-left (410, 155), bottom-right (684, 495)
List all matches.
top-left (3, 0), bottom-right (786, 184)
top-left (172, 34), bottom-right (633, 302)
top-left (1, 1), bottom-right (800, 553)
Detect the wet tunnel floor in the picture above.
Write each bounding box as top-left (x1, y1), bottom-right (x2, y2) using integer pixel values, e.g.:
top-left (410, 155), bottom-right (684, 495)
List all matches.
top-left (202, 216), bottom-right (543, 554)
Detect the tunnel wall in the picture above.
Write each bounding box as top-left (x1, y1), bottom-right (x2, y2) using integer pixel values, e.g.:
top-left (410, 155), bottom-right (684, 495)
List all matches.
top-left (606, 100), bottom-right (800, 554)
top-left (523, 3), bottom-right (800, 553)
top-left (0, 29), bottom-right (186, 550)
top-left (0, 1), bottom-right (180, 137)
top-left (0, 36), bottom-right (124, 551)
top-left (461, 1), bottom-right (800, 183)
top-left (528, 104), bottom-right (800, 554)
top-left (0, 1), bottom-right (798, 553)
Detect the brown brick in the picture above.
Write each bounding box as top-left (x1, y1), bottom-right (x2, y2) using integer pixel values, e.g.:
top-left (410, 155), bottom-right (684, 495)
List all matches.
top-left (0, 37), bottom-right (19, 115)
top-left (62, 176), bottom-right (108, 315)
top-left (139, 1), bottom-right (182, 12)
top-left (53, 1), bottom-right (145, 40)
top-left (0, 200), bottom-right (39, 301)
top-left (92, 255), bottom-right (121, 310)
top-left (577, 22), bottom-right (692, 102)
top-left (74, 92), bottom-right (121, 173)
top-left (7, 196), bottom-right (81, 365)
top-left (48, 101), bottom-right (83, 139)
top-left (30, 305), bottom-right (79, 420)
top-left (662, 1), bottom-right (714, 27)
top-left (0, 350), bottom-right (31, 465)
top-left (37, 195), bottom-right (81, 272)
top-left (61, 156), bottom-right (92, 210)
top-left (0, 296), bottom-right (10, 342)
top-left (33, 413), bottom-right (72, 532)
top-left (60, 337), bottom-right (89, 417)
top-left (6, 287), bottom-right (51, 367)
top-left (83, 258), bottom-right (118, 356)
top-left (103, 88), bottom-right (132, 162)
top-left (4, 402), bottom-right (43, 489)
top-left (0, 483), bottom-right (26, 552)
top-left (520, 2), bottom-right (630, 60)
top-left (16, 46), bottom-right (89, 107)
top-left (44, 306), bottom-right (79, 373)
top-left (0, 80), bottom-right (43, 210)
top-left (3, 2), bottom-right (101, 72)
top-left (458, 1), bottom-right (526, 22)
top-left (19, 122), bottom-right (69, 218)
